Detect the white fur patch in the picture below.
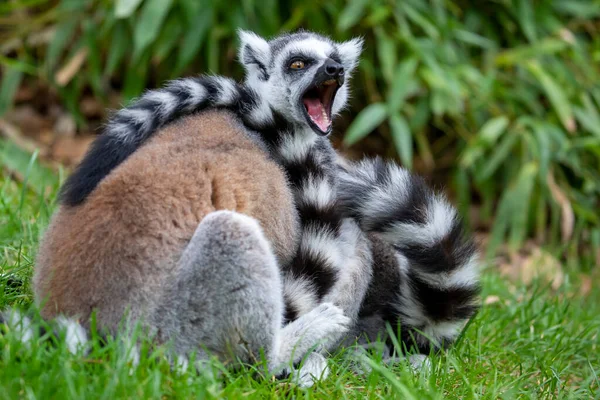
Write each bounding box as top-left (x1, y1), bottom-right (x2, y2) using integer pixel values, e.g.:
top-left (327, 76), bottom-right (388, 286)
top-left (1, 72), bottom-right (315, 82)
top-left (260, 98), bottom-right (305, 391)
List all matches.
top-left (247, 94), bottom-right (274, 125)
top-left (5, 310), bottom-right (35, 348)
top-left (380, 196), bottom-right (456, 247)
top-left (172, 79), bottom-right (208, 109)
top-left (337, 37), bottom-right (364, 73)
top-left (282, 276), bottom-right (319, 317)
top-left (277, 132), bottom-right (316, 162)
top-left (360, 166), bottom-right (411, 229)
top-left (108, 122), bottom-right (135, 140)
top-left (414, 253), bottom-right (480, 289)
top-left (396, 282), bottom-right (427, 327)
top-left (284, 38), bottom-right (334, 60)
top-left (56, 316), bottom-right (88, 354)
top-left (214, 78), bottom-right (239, 105)
top-left (117, 108), bottom-right (151, 131)
top-left (421, 319), bottom-right (467, 343)
top-left (289, 352), bottom-right (330, 388)
top-left (408, 354), bottom-right (431, 370)
top-left (238, 29), bottom-right (271, 66)
top-left (321, 218), bottom-right (373, 323)
top-left (300, 226), bottom-right (344, 271)
top-left (142, 90), bottom-right (179, 120)
top-left (274, 302), bottom-right (350, 367)
top-left (301, 177), bottom-right (335, 209)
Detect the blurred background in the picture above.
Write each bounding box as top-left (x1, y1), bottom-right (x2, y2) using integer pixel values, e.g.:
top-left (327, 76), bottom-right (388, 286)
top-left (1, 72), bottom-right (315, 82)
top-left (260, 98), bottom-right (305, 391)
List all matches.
top-left (0, 0), bottom-right (599, 278)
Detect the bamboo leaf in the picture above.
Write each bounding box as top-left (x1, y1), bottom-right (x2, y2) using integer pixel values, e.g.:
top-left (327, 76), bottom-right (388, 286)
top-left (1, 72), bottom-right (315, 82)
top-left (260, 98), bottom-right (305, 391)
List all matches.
top-left (508, 162), bottom-right (538, 248)
top-left (495, 39), bottom-right (568, 66)
top-left (46, 20), bottom-right (78, 72)
top-left (115, 0), bottom-right (143, 18)
top-left (573, 94), bottom-right (600, 138)
top-left (152, 13), bottom-right (183, 63)
top-left (527, 61), bottom-right (576, 133)
top-left (479, 116), bottom-right (510, 145)
top-left (475, 132), bottom-right (519, 182)
top-left (0, 67), bottom-right (23, 116)
top-left (176, 9), bottom-right (212, 72)
top-left (374, 27), bottom-right (396, 83)
top-left (133, 0), bottom-right (173, 61)
top-left (399, 2), bottom-right (439, 39)
top-left (337, 0), bottom-right (369, 31)
top-left (389, 113), bottom-right (413, 169)
top-left (343, 103), bottom-right (388, 146)
top-left (387, 57), bottom-right (418, 111)
top-left (105, 21), bottom-right (130, 76)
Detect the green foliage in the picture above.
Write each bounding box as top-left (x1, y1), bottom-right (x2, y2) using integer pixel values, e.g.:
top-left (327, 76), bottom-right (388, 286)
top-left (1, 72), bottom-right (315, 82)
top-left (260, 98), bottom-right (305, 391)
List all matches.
top-left (1, 0), bottom-right (599, 260)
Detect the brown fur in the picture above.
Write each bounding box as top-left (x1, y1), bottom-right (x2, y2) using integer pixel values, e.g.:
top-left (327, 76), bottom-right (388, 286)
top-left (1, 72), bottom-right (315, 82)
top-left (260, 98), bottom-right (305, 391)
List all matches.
top-left (34, 110), bottom-right (299, 329)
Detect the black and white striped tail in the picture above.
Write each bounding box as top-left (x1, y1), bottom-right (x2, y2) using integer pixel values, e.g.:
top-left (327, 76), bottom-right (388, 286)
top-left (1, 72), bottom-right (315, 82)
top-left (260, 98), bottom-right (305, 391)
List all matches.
top-left (337, 158), bottom-right (480, 352)
top-left (59, 76), bottom-right (257, 206)
top-left (275, 134), bottom-right (351, 322)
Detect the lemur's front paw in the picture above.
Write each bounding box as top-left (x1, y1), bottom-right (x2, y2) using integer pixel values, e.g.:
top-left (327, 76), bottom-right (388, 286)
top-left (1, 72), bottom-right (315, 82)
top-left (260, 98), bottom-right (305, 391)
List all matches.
top-left (302, 302), bottom-right (351, 345)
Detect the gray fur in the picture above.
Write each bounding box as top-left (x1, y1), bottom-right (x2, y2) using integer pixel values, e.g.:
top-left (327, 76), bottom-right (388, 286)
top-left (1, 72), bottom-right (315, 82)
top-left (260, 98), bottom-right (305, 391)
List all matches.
top-left (150, 210), bottom-right (349, 375)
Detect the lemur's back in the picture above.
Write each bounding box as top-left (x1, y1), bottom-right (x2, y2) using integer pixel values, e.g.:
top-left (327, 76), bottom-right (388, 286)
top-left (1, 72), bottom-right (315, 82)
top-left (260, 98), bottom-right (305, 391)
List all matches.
top-left (34, 110), bottom-right (299, 329)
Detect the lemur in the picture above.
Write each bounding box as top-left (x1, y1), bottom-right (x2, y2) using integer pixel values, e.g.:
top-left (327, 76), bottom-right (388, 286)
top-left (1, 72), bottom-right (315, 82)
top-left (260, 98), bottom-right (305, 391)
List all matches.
top-left (3, 30), bottom-right (479, 379)
top-left (57, 29), bottom-right (480, 352)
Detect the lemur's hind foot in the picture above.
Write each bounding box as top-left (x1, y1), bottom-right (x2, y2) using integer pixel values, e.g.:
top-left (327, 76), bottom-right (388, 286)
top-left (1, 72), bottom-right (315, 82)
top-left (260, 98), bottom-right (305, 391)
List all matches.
top-left (152, 210), bottom-right (285, 365)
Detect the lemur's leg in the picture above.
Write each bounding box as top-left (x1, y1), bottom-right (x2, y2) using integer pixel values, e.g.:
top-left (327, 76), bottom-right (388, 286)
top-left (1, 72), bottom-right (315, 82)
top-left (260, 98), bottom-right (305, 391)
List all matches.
top-left (152, 210), bottom-right (283, 364)
top-left (151, 210), bottom-right (350, 374)
top-left (274, 135), bottom-right (373, 350)
top-left (337, 158), bottom-right (480, 353)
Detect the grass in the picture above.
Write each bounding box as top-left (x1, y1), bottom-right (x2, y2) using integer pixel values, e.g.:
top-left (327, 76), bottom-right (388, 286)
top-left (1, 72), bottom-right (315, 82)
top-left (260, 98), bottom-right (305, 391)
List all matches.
top-left (0, 150), bottom-right (599, 399)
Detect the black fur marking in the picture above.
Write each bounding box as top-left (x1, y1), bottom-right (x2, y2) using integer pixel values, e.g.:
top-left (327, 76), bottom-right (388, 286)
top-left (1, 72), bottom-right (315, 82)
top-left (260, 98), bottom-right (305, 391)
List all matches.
top-left (60, 135), bottom-right (140, 206)
top-left (245, 111), bottom-right (292, 150)
top-left (296, 202), bottom-right (342, 235)
top-left (281, 155), bottom-right (327, 188)
top-left (397, 324), bottom-right (440, 354)
top-left (283, 299), bottom-right (299, 324)
top-left (399, 220), bottom-right (476, 274)
top-left (373, 176), bottom-right (430, 232)
top-left (287, 251), bottom-right (337, 300)
top-left (242, 45), bottom-right (269, 81)
top-left (329, 50), bottom-right (342, 64)
top-left (408, 271), bottom-right (480, 322)
top-left (236, 86), bottom-right (260, 114)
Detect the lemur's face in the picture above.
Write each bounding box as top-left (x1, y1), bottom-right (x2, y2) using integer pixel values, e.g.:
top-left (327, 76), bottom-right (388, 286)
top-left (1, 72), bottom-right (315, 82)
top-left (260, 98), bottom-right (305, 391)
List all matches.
top-left (239, 30), bottom-right (363, 136)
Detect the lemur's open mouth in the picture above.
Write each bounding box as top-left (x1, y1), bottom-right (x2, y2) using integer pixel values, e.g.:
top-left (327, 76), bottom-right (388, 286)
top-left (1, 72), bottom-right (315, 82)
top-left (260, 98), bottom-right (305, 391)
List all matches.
top-left (302, 79), bottom-right (339, 135)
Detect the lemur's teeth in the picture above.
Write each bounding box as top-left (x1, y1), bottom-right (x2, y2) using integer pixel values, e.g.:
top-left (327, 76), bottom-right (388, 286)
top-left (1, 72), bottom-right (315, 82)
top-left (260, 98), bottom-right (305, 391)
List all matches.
top-left (321, 108), bottom-right (330, 124)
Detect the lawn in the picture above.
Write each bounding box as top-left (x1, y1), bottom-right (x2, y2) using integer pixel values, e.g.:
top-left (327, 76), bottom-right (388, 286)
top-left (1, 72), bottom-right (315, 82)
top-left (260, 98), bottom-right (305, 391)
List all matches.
top-left (0, 149), bottom-right (598, 399)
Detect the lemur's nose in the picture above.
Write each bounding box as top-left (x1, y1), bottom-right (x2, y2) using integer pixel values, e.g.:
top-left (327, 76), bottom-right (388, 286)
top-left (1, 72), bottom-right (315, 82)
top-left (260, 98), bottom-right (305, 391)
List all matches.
top-left (324, 59), bottom-right (344, 77)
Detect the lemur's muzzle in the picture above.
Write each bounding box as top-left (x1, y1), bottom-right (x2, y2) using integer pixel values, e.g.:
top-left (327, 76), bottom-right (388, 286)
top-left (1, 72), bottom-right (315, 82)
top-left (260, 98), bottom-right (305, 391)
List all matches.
top-left (322, 59), bottom-right (345, 86)
top-left (301, 58), bottom-right (344, 135)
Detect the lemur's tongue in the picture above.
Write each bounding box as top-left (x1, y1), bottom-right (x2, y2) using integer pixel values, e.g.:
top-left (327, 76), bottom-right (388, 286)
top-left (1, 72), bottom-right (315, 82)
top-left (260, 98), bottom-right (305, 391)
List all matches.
top-left (303, 98), bottom-right (331, 132)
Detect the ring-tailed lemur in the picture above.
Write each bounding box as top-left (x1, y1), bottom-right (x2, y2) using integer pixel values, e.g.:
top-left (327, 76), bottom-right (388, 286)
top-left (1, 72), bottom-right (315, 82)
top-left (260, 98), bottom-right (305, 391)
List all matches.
top-left (3, 30), bottom-right (479, 380)
top-left (58, 30), bottom-right (376, 346)
top-left (57, 29), bottom-right (480, 354)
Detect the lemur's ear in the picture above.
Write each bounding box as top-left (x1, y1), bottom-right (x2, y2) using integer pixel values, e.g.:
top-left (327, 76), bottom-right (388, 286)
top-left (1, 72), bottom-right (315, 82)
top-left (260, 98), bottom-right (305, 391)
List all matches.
top-left (238, 30), bottom-right (271, 81)
top-left (337, 37), bottom-right (364, 74)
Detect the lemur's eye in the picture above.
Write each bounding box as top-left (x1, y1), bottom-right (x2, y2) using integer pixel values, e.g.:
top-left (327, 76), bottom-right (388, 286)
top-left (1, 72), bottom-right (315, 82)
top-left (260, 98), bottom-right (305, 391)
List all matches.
top-left (290, 60), bottom-right (305, 70)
